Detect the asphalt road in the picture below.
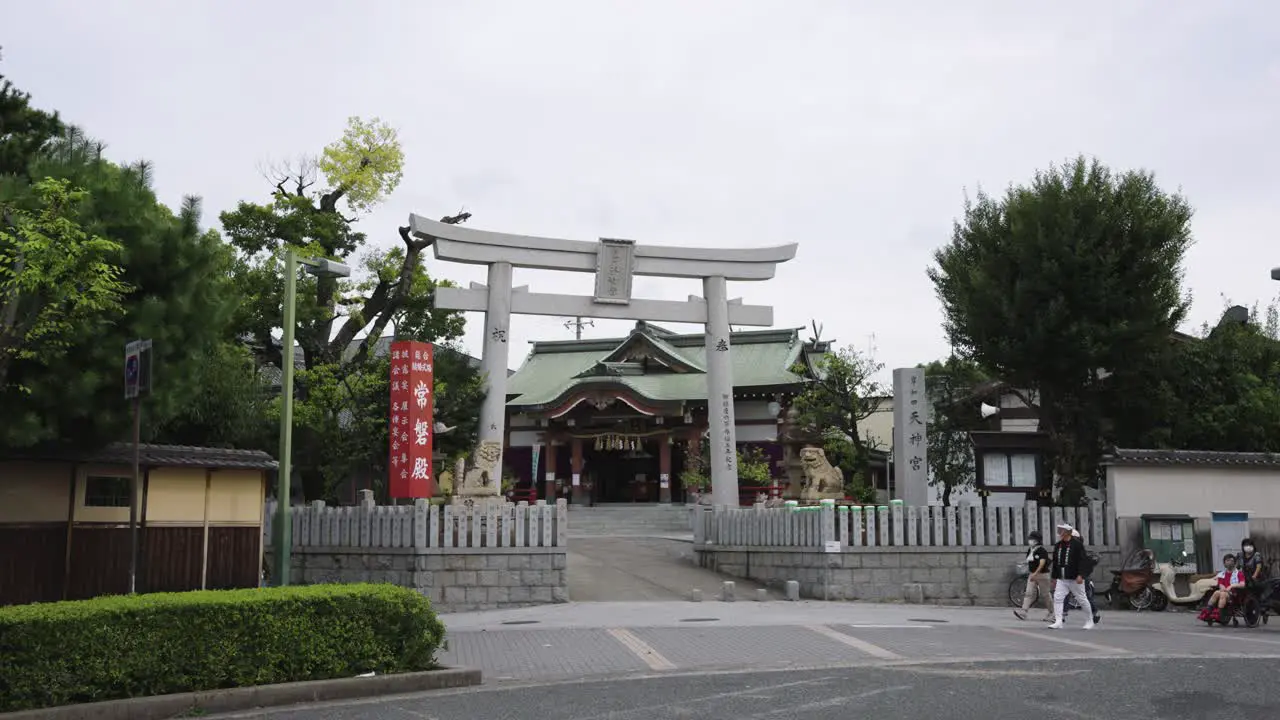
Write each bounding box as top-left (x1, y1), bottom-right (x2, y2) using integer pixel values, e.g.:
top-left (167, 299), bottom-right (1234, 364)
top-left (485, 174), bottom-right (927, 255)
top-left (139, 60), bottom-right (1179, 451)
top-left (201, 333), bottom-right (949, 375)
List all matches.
top-left (204, 601), bottom-right (1280, 719)
top-left (214, 657), bottom-right (1279, 720)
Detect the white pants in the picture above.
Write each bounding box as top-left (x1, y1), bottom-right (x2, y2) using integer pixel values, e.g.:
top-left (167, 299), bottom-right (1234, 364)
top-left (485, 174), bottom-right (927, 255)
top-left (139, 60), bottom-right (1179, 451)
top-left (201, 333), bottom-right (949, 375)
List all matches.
top-left (1053, 578), bottom-right (1091, 623)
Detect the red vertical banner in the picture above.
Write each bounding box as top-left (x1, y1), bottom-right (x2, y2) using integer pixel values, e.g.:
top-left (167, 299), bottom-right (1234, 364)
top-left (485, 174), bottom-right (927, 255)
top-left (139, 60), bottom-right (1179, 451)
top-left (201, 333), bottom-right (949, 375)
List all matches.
top-left (389, 341), bottom-right (434, 498)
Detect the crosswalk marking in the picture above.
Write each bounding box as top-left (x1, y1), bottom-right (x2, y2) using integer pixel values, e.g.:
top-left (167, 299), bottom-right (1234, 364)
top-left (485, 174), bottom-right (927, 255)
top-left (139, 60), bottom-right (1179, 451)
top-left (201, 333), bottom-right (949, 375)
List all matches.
top-left (997, 626), bottom-right (1131, 654)
top-left (805, 624), bottom-right (902, 660)
top-left (1164, 629), bottom-right (1280, 647)
top-left (607, 627), bottom-right (678, 671)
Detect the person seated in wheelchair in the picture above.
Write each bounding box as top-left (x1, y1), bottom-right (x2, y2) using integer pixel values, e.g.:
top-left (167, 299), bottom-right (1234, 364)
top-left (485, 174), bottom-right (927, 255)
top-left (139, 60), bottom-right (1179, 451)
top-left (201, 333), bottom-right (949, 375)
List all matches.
top-left (1199, 553), bottom-right (1247, 622)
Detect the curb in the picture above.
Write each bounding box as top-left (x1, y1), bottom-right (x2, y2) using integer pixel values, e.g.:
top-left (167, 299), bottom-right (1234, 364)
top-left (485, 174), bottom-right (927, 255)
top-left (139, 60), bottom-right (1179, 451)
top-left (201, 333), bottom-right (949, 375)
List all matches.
top-left (0, 667), bottom-right (483, 720)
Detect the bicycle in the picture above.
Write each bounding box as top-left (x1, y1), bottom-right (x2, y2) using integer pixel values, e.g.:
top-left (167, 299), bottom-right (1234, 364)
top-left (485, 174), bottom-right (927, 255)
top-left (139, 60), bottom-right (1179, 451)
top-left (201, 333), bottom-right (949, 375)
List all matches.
top-left (1008, 567), bottom-right (1084, 610)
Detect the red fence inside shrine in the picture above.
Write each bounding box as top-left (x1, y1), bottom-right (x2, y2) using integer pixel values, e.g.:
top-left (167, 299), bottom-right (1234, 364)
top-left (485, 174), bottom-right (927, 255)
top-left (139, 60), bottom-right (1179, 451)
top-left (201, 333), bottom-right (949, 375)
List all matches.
top-left (389, 341), bottom-right (434, 498)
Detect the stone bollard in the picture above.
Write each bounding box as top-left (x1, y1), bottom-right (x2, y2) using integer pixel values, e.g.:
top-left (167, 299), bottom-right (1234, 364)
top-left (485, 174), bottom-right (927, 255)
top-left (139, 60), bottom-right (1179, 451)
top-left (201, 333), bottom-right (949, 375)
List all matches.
top-left (785, 580), bottom-right (800, 601)
top-left (756, 588), bottom-right (768, 602)
top-left (690, 588), bottom-right (702, 602)
top-left (721, 581), bottom-right (736, 602)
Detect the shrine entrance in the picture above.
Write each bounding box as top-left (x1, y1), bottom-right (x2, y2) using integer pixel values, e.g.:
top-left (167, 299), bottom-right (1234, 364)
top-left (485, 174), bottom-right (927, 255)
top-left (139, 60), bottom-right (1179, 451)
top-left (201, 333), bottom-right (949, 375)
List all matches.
top-left (582, 437), bottom-right (689, 504)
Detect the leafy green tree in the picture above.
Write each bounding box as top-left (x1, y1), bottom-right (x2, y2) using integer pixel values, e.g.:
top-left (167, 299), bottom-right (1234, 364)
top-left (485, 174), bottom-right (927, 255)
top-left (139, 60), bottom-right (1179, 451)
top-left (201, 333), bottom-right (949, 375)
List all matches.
top-left (219, 117), bottom-right (480, 500)
top-left (1, 177), bottom-right (130, 391)
top-left (929, 155), bottom-right (1193, 504)
top-left (1151, 300), bottom-right (1280, 453)
top-left (0, 55), bottom-right (62, 180)
top-left (151, 341), bottom-right (274, 450)
top-left (921, 356), bottom-right (987, 506)
top-left (790, 341), bottom-right (884, 492)
top-left (1, 131), bottom-right (238, 449)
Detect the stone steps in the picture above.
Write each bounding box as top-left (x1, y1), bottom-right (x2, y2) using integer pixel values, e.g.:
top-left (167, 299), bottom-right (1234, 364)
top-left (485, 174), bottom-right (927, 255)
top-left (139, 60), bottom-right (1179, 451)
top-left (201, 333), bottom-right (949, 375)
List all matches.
top-left (567, 504), bottom-right (693, 536)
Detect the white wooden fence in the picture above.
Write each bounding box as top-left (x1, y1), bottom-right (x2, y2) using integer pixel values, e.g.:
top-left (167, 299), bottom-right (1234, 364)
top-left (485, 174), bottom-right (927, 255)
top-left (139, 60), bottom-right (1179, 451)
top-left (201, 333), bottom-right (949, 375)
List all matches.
top-left (694, 500), bottom-right (1118, 549)
top-left (263, 497), bottom-right (568, 550)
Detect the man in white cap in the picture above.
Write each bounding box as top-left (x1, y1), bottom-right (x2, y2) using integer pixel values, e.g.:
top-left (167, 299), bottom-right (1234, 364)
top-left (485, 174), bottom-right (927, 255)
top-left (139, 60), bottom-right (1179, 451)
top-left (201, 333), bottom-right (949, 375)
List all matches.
top-left (1049, 523), bottom-right (1093, 630)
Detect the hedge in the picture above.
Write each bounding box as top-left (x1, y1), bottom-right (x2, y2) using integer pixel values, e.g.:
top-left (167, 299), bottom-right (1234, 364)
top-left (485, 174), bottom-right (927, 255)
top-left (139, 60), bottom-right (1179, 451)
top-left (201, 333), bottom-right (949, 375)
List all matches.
top-left (0, 583), bottom-right (446, 712)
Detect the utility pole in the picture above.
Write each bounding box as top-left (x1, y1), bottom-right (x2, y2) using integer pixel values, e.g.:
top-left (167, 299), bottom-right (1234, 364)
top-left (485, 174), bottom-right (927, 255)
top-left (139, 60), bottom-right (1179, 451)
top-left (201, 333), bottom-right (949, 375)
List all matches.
top-left (564, 316), bottom-right (594, 340)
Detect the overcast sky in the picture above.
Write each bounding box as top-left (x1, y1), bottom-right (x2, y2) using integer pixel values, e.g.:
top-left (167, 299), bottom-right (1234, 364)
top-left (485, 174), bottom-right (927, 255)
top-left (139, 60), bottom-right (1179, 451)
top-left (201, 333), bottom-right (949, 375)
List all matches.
top-left (6, 1), bottom-right (1279, 382)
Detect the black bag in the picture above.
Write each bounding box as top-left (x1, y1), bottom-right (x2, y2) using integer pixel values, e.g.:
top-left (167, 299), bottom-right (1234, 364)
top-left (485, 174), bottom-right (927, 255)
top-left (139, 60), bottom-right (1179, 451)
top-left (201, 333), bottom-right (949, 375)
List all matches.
top-left (1079, 551), bottom-right (1100, 578)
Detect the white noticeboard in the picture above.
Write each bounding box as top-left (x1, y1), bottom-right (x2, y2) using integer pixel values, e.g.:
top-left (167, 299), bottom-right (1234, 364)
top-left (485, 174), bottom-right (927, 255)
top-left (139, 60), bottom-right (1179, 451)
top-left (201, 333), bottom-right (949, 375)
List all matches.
top-left (572, 473), bottom-right (581, 487)
top-left (824, 540), bottom-right (841, 554)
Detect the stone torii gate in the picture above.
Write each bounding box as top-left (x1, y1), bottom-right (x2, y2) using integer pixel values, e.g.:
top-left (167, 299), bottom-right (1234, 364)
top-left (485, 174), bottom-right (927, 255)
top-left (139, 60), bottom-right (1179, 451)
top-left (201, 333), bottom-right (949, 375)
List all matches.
top-left (410, 214), bottom-right (796, 507)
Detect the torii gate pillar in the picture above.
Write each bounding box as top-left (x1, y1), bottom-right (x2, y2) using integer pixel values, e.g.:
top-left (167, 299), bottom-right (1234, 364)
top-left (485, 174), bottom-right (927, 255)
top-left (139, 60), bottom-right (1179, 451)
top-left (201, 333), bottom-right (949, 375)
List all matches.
top-left (410, 215), bottom-right (796, 506)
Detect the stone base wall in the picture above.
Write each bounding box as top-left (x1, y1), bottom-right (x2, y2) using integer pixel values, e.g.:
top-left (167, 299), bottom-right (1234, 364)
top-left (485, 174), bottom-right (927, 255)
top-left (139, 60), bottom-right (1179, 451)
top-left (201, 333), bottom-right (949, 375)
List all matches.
top-left (695, 545), bottom-right (1123, 606)
top-left (267, 546), bottom-right (568, 613)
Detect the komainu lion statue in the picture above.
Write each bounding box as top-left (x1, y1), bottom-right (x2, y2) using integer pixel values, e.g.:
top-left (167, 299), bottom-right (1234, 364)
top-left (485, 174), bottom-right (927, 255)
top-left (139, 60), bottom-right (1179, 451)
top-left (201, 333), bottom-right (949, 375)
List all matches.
top-left (799, 447), bottom-right (844, 502)
top-left (459, 441), bottom-right (503, 495)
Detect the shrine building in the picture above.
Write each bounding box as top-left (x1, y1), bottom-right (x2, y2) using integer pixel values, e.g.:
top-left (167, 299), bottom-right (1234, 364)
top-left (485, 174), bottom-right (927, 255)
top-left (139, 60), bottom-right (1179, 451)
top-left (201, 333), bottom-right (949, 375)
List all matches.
top-left (500, 321), bottom-right (833, 504)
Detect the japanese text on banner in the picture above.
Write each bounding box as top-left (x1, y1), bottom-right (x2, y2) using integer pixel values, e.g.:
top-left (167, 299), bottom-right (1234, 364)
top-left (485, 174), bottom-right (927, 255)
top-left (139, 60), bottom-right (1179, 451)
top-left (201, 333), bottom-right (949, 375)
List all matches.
top-left (389, 341), bottom-right (434, 498)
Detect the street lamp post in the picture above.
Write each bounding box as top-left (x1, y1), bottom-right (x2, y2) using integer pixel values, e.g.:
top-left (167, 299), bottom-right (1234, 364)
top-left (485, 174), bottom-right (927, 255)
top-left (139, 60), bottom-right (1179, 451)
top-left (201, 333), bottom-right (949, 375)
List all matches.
top-left (273, 247), bottom-right (350, 586)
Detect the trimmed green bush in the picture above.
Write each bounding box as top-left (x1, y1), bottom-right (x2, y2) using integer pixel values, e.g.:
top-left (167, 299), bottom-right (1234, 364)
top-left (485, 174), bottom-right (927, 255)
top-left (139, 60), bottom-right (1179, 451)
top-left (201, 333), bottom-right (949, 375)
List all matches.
top-left (0, 583), bottom-right (446, 712)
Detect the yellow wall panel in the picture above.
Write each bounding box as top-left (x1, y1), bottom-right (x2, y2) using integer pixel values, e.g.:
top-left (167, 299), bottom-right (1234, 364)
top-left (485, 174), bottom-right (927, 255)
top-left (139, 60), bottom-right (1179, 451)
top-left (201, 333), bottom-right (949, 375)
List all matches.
top-left (145, 468), bottom-right (207, 523)
top-left (0, 461), bottom-right (71, 523)
top-left (207, 470), bottom-right (265, 524)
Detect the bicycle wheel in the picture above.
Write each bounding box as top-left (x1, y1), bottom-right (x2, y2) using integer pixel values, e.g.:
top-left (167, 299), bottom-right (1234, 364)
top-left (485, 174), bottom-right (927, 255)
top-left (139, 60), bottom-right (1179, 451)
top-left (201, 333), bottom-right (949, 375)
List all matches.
top-left (1129, 586), bottom-right (1155, 611)
top-left (1009, 576), bottom-right (1033, 607)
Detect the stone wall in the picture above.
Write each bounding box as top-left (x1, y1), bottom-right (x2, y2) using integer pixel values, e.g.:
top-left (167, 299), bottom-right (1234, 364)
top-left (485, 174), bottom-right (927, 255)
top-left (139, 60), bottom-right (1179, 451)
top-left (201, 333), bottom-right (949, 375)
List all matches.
top-left (695, 545), bottom-right (1123, 606)
top-left (267, 546), bottom-right (568, 613)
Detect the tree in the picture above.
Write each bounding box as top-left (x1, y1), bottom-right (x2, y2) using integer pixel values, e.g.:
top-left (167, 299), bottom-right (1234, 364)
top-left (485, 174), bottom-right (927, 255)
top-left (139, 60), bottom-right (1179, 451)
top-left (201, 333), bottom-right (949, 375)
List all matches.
top-left (150, 340), bottom-right (274, 450)
top-left (790, 340), bottom-right (885, 491)
top-left (1152, 299), bottom-right (1280, 453)
top-left (0, 54), bottom-right (62, 179)
top-left (921, 356), bottom-right (988, 506)
top-left (0, 177), bottom-right (130, 391)
top-left (929, 155), bottom-right (1193, 504)
top-left (1, 130), bottom-right (239, 450)
top-left (219, 117), bottom-right (480, 500)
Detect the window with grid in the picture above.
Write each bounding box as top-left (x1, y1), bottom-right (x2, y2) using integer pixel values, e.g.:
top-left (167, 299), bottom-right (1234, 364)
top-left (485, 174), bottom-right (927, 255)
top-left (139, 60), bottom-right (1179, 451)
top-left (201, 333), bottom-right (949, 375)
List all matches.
top-left (982, 452), bottom-right (1039, 488)
top-left (84, 475), bottom-right (131, 507)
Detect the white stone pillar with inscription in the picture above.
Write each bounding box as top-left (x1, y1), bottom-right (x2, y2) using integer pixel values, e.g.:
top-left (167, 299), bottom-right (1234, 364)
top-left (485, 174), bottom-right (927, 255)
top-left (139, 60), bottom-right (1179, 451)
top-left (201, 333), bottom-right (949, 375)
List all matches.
top-left (704, 275), bottom-right (738, 507)
top-left (471, 261), bottom-right (513, 497)
top-left (892, 367), bottom-right (929, 506)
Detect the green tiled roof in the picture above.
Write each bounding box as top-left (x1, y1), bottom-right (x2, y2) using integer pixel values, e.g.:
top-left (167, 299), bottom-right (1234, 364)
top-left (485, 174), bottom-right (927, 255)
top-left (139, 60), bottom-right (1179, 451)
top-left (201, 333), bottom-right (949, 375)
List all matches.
top-left (506, 323), bottom-right (812, 407)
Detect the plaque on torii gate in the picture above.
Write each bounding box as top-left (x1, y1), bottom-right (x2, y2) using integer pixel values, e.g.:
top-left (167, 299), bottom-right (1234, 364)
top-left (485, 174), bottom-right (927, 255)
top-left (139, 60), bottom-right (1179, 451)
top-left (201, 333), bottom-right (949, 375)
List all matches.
top-left (409, 214), bottom-right (796, 507)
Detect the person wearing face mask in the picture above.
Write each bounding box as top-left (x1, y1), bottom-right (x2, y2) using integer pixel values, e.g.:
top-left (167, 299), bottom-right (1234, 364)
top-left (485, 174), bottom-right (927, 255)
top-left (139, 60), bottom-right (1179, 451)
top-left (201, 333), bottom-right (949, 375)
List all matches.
top-left (1048, 523), bottom-right (1093, 630)
top-left (1014, 531), bottom-right (1053, 621)
top-left (1199, 553), bottom-right (1246, 623)
top-left (1238, 538), bottom-right (1266, 587)
top-left (1061, 528), bottom-right (1101, 626)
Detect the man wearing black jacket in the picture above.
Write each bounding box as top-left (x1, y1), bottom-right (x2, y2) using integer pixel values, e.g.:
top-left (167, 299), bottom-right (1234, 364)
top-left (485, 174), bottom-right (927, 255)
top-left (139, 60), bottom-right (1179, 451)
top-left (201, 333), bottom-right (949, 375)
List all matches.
top-left (1049, 523), bottom-right (1093, 630)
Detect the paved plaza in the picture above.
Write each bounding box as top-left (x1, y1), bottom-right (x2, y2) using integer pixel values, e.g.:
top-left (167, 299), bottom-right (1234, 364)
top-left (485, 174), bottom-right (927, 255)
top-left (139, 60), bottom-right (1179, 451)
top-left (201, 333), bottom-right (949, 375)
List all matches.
top-left (566, 535), bottom-right (776, 601)
top-left (212, 601), bottom-right (1280, 719)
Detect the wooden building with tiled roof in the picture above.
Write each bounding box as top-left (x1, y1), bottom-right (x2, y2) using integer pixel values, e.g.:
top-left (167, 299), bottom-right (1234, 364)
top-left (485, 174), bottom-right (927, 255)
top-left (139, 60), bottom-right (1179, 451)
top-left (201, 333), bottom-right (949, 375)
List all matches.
top-left (501, 321), bottom-right (830, 504)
